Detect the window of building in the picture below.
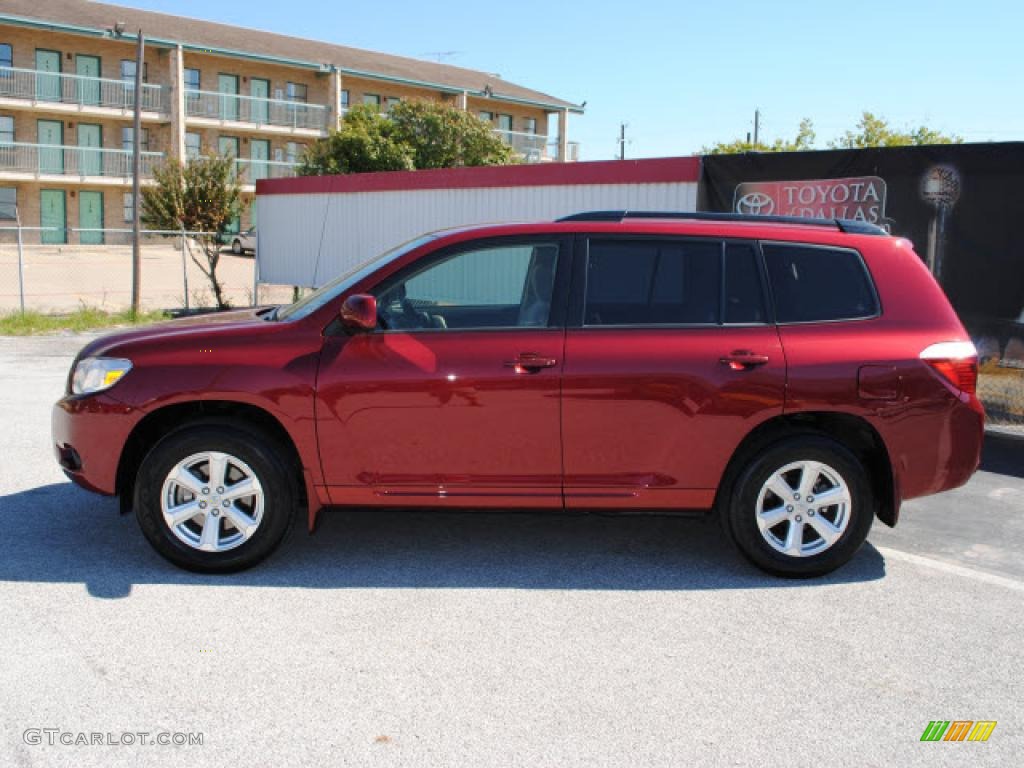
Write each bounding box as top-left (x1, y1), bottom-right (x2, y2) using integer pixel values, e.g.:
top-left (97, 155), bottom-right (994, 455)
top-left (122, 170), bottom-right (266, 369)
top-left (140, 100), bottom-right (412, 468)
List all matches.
top-left (0, 44), bottom-right (12, 69)
top-left (340, 89), bottom-right (349, 110)
top-left (123, 192), bottom-right (133, 223)
top-left (0, 115), bottom-right (13, 144)
top-left (0, 187), bottom-right (16, 220)
top-left (185, 132), bottom-right (201, 159)
top-left (286, 141), bottom-right (306, 164)
top-left (363, 93), bottom-right (381, 108)
top-left (183, 67), bottom-right (201, 91)
top-left (120, 59), bottom-right (147, 83)
top-left (497, 114), bottom-right (513, 133)
top-left (523, 117), bottom-right (537, 135)
top-left (121, 127), bottom-right (149, 152)
top-left (286, 82), bottom-right (308, 103)
top-left (478, 110), bottom-right (493, 123)
top-left (385, 96), bottom-right (401, 112)
top-left (763, 244), bottom-right (878, 323)
top-left (374, 242), bottom-right (560, 330)
top-left (584, 239), bottom-right (723, 326)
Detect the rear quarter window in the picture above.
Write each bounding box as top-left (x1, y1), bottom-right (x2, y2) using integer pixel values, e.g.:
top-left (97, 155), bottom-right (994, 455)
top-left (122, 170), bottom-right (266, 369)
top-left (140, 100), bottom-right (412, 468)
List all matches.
top-left (762, 244), bottom-right (878, 323)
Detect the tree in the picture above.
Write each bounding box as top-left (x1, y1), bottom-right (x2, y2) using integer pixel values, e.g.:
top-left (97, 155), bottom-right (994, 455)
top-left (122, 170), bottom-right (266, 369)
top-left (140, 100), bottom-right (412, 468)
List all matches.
top-left (830, 112), bottom-right (963, 149)
top-left (703, 118), bottom-right (816, 155)
top-left (142, 154), bottom-right (241, 309)
top-left (298, 100), bottom-right (516, 176)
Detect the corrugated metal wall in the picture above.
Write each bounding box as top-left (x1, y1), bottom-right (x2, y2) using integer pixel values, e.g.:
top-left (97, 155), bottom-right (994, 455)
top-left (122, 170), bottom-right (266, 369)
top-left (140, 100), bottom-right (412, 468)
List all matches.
top-left (256, 181), bottom-right (699, 287)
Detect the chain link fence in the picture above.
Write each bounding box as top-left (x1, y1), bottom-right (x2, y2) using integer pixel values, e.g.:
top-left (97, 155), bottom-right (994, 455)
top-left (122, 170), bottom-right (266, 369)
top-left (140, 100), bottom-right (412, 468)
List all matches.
top-left (0, 225), bottom-right (293, 313)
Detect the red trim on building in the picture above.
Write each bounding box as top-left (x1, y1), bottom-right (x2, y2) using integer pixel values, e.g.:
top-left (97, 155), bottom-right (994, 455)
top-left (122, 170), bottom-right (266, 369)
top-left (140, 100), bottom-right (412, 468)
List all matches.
top-left (257, 156), bottom-right (701, 196)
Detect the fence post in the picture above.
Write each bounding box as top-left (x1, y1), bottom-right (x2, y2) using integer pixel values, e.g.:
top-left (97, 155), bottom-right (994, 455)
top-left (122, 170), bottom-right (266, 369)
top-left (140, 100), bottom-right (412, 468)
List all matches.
top-left (180, 224), bottom-right (190, 311)
top-left (16, 210), bottom-right (25, 314)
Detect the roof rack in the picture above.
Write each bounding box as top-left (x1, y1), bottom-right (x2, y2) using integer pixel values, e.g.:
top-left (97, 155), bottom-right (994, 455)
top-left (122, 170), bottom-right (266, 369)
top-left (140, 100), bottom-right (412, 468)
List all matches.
top-left (555, 210), bottom-right (887, 236)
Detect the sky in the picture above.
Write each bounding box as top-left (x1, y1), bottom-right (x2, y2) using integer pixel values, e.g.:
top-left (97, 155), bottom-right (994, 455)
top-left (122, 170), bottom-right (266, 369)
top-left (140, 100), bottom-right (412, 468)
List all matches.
top-left (122, 0), bottom-right (1024, 161)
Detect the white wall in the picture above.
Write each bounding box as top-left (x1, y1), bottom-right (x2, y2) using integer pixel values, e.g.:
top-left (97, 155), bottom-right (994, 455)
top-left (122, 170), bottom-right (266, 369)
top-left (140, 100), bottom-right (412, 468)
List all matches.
top-left (256, 181), bottom-right (699, 287)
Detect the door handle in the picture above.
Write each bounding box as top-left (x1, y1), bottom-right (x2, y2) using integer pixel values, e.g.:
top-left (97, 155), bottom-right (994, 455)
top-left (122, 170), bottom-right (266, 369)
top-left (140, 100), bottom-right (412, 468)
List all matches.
top-left (720, 351), bottom-right (770, 371)
top-left (505, 353), bottom-right (558, 373)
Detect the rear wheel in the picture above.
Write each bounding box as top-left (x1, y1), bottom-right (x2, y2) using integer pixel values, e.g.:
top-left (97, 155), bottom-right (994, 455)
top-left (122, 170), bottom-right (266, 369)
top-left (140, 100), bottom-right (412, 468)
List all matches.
top-left (134, 423), bottom-right (296, 572)
top-left (723, 436), bottom-right (874, 577)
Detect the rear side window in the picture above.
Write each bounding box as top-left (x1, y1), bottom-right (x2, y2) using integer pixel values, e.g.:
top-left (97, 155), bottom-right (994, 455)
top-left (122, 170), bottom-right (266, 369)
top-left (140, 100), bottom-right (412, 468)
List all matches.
top-left (763, 244), bottom-right (878, 323)
top-left (585, 240), bottom-right (721, 325)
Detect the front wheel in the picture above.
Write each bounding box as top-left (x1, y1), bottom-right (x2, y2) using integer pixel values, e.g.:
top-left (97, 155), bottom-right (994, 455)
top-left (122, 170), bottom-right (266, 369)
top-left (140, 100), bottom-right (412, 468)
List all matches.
top-left (723, 436), bottom-right (874, 577)
top-left (134, 423), bottom-right (296, 572)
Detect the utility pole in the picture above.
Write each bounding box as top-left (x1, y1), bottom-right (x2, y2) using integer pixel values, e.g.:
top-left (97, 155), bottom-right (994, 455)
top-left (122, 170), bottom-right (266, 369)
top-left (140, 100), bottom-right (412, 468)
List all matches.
top-left (130, 29), bottom-right (144, 315)
top-left (618, 122), bottom-right (627, 160)
top-left (753, 108), bottom-right (760, 146)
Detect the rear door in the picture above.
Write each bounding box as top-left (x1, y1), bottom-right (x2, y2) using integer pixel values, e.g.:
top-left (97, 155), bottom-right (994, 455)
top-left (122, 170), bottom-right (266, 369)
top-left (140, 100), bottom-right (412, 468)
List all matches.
top-left (561, 236), bottom-right (786, 510)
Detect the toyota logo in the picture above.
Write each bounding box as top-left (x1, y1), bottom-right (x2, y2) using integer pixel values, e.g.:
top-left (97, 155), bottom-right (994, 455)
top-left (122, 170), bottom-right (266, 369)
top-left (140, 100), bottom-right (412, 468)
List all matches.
top-left (736, 192), bottom-right (775, 216)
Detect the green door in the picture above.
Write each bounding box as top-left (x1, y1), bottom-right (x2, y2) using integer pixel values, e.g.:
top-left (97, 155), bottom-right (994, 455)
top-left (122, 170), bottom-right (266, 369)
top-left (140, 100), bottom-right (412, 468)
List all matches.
top-left (250, 78), bottom-right (269, 124)
top-left (37, 119), bottom-right (64, 174)
top-left (218, 74), bottom-right (239, 121)
top-left (77, 123), bottom-right (102, 176)
top-left (75, 55), bottom-right (101, 105)
top-left (78, 191), bottom-right (104, 244)
top-left (40, 190), bottom-right (66, 244)
top-left (250, 139), bottom-right (269, 181)
top-left (35, 49), bottom-right (62, 102)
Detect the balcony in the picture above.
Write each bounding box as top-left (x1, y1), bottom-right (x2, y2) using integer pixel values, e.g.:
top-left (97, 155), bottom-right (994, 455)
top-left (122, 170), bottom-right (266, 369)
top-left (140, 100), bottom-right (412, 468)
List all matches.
top-left (186, 90), bottom-right (329, 133)
top-left (0, 66), bottom-right (166, 115)
top-left (493, 130), bottom-right (580, 163)
top-left (0, 142), bottom-right (164, 181)
top-left (234, 158), bottom-right (301, 186)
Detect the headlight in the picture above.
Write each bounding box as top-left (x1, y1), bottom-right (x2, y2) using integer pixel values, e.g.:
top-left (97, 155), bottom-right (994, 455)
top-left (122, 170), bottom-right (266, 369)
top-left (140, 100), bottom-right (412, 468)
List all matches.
top-left (71, 357), bottom-right (133, 395)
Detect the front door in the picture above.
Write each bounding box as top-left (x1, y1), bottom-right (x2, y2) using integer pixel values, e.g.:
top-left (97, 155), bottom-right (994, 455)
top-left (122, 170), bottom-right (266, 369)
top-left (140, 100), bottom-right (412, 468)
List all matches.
top-left (561, 237), bottom-right (786, 510)
top-left (78, 190), bottom-right (104, 244)
top-left (316, 236), bottom-right (568, 507)
top-left (250, 78), bottom-right (269, 124)
top-left (75, 54), bottom-right (101, 105)
top-left (37, 119), bottom-right (63, 174)
top-left (250, 139), bottom-right (269, 181)
top-left (218, 74), bottom-right (239, 121)
top-left (77, 123), bottom-right (102, 176)
top-left (40, 189), bottom-right (66, 244)
top-left (35, 49), bottom-right (61, 102)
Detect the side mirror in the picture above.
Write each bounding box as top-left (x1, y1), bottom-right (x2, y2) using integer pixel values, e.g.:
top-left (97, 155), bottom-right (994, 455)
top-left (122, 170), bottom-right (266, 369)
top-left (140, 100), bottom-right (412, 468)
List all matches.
top-left (340, 294), bottom-right (377, 332)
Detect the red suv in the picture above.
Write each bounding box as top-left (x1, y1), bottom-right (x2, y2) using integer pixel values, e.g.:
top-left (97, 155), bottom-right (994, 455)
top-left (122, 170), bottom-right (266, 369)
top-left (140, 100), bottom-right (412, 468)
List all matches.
top-left (52, 212), bottom-right (984, 576)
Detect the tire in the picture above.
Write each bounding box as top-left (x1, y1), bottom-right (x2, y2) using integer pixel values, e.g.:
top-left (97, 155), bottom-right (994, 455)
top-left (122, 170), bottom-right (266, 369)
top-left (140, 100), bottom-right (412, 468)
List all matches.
top-left (231, 239), bottom-right (243, 255)
top-left (723, 435), bottom-right (874, 577)
top-left (134, 422), bottom-right (296, 573)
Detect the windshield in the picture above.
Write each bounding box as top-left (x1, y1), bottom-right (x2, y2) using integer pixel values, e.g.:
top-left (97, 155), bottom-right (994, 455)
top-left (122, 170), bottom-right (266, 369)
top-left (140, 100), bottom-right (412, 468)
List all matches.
top-left (276, 234), bottom-right (438, 321)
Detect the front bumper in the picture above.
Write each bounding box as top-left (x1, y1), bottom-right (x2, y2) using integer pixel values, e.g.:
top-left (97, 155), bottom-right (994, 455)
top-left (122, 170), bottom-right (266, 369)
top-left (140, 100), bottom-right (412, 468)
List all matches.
top-left (52, 394), bottom-right (143, 495)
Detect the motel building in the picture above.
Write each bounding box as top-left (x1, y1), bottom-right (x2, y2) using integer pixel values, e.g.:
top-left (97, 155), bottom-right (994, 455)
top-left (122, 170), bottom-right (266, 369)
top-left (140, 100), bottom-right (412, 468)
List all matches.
top-left (0, 0), bottom-right (583, 243)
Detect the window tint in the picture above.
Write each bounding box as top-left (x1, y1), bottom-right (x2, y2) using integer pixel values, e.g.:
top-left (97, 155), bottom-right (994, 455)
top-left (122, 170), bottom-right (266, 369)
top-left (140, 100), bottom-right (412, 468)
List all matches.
top-left (763, 244), bottom-right (878, 323)
top-left (724, 243), bottom-right (767, 323)
top-left (374, 243), bottom-right (559, 330)
top-left (585, 240), bottom-right (721, 325)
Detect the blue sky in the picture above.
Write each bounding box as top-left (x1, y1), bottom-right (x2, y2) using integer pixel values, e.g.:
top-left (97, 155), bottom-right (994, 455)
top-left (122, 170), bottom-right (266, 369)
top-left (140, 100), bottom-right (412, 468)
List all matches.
top-left (126, 0), bottom-right (1024, 160)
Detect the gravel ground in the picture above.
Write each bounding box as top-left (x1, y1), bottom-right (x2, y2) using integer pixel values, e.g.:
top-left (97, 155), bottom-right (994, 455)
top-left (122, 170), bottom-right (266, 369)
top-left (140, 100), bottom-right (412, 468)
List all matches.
top-left (0, 334), bottom-right (1021, 767)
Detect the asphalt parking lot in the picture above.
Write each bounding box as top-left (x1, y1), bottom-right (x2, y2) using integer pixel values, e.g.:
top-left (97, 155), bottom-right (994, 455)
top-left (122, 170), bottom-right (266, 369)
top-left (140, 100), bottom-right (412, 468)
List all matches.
top-left (1, 334), bottom-right (1021, 767)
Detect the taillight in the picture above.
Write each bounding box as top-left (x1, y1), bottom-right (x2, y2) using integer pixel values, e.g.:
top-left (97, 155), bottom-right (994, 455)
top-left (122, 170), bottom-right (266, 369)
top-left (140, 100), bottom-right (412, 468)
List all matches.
top-left (920, 341), bottom-right (978, 396)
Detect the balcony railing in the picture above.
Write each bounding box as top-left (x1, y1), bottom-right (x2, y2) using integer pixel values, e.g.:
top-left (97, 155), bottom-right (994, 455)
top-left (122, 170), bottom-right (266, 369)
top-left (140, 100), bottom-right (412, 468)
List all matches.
top-left (186, 90), bottom-right (329, 132)
top-left (493, 130), bottom-right (580, 163)
top-left (234, 158), bottom-right (301, 182)
top-left (0, 66), bottom-right (166, 113)
top-left (0, 142), bottom-right (163, 179)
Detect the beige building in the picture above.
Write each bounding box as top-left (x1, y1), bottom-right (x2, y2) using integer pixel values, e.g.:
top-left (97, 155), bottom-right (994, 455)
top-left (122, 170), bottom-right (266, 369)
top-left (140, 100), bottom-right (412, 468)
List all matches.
top-left (0, 0), bottom-right (583, 243)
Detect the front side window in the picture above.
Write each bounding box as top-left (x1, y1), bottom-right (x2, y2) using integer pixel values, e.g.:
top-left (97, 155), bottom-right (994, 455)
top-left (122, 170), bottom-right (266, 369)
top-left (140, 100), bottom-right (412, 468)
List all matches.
top-left (0, 187), bottom-right (16, 220)
top-left (183, 67), bottom-right (200, 91)
top-left (286, 82), bottom-right (307, 103)
top-left (0, 44), bottom-right (12, 69)
top-left (763, 244), bottom-right (878, 323)
top-left (373, 242), bottom-right (560, 331)
top-left (584, 239), bottom-right (722, 326)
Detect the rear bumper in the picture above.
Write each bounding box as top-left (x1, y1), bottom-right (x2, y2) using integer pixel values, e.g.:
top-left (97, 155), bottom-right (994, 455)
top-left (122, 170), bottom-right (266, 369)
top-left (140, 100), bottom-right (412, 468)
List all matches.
top-left (52, 394), bottom-right (143, 495)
